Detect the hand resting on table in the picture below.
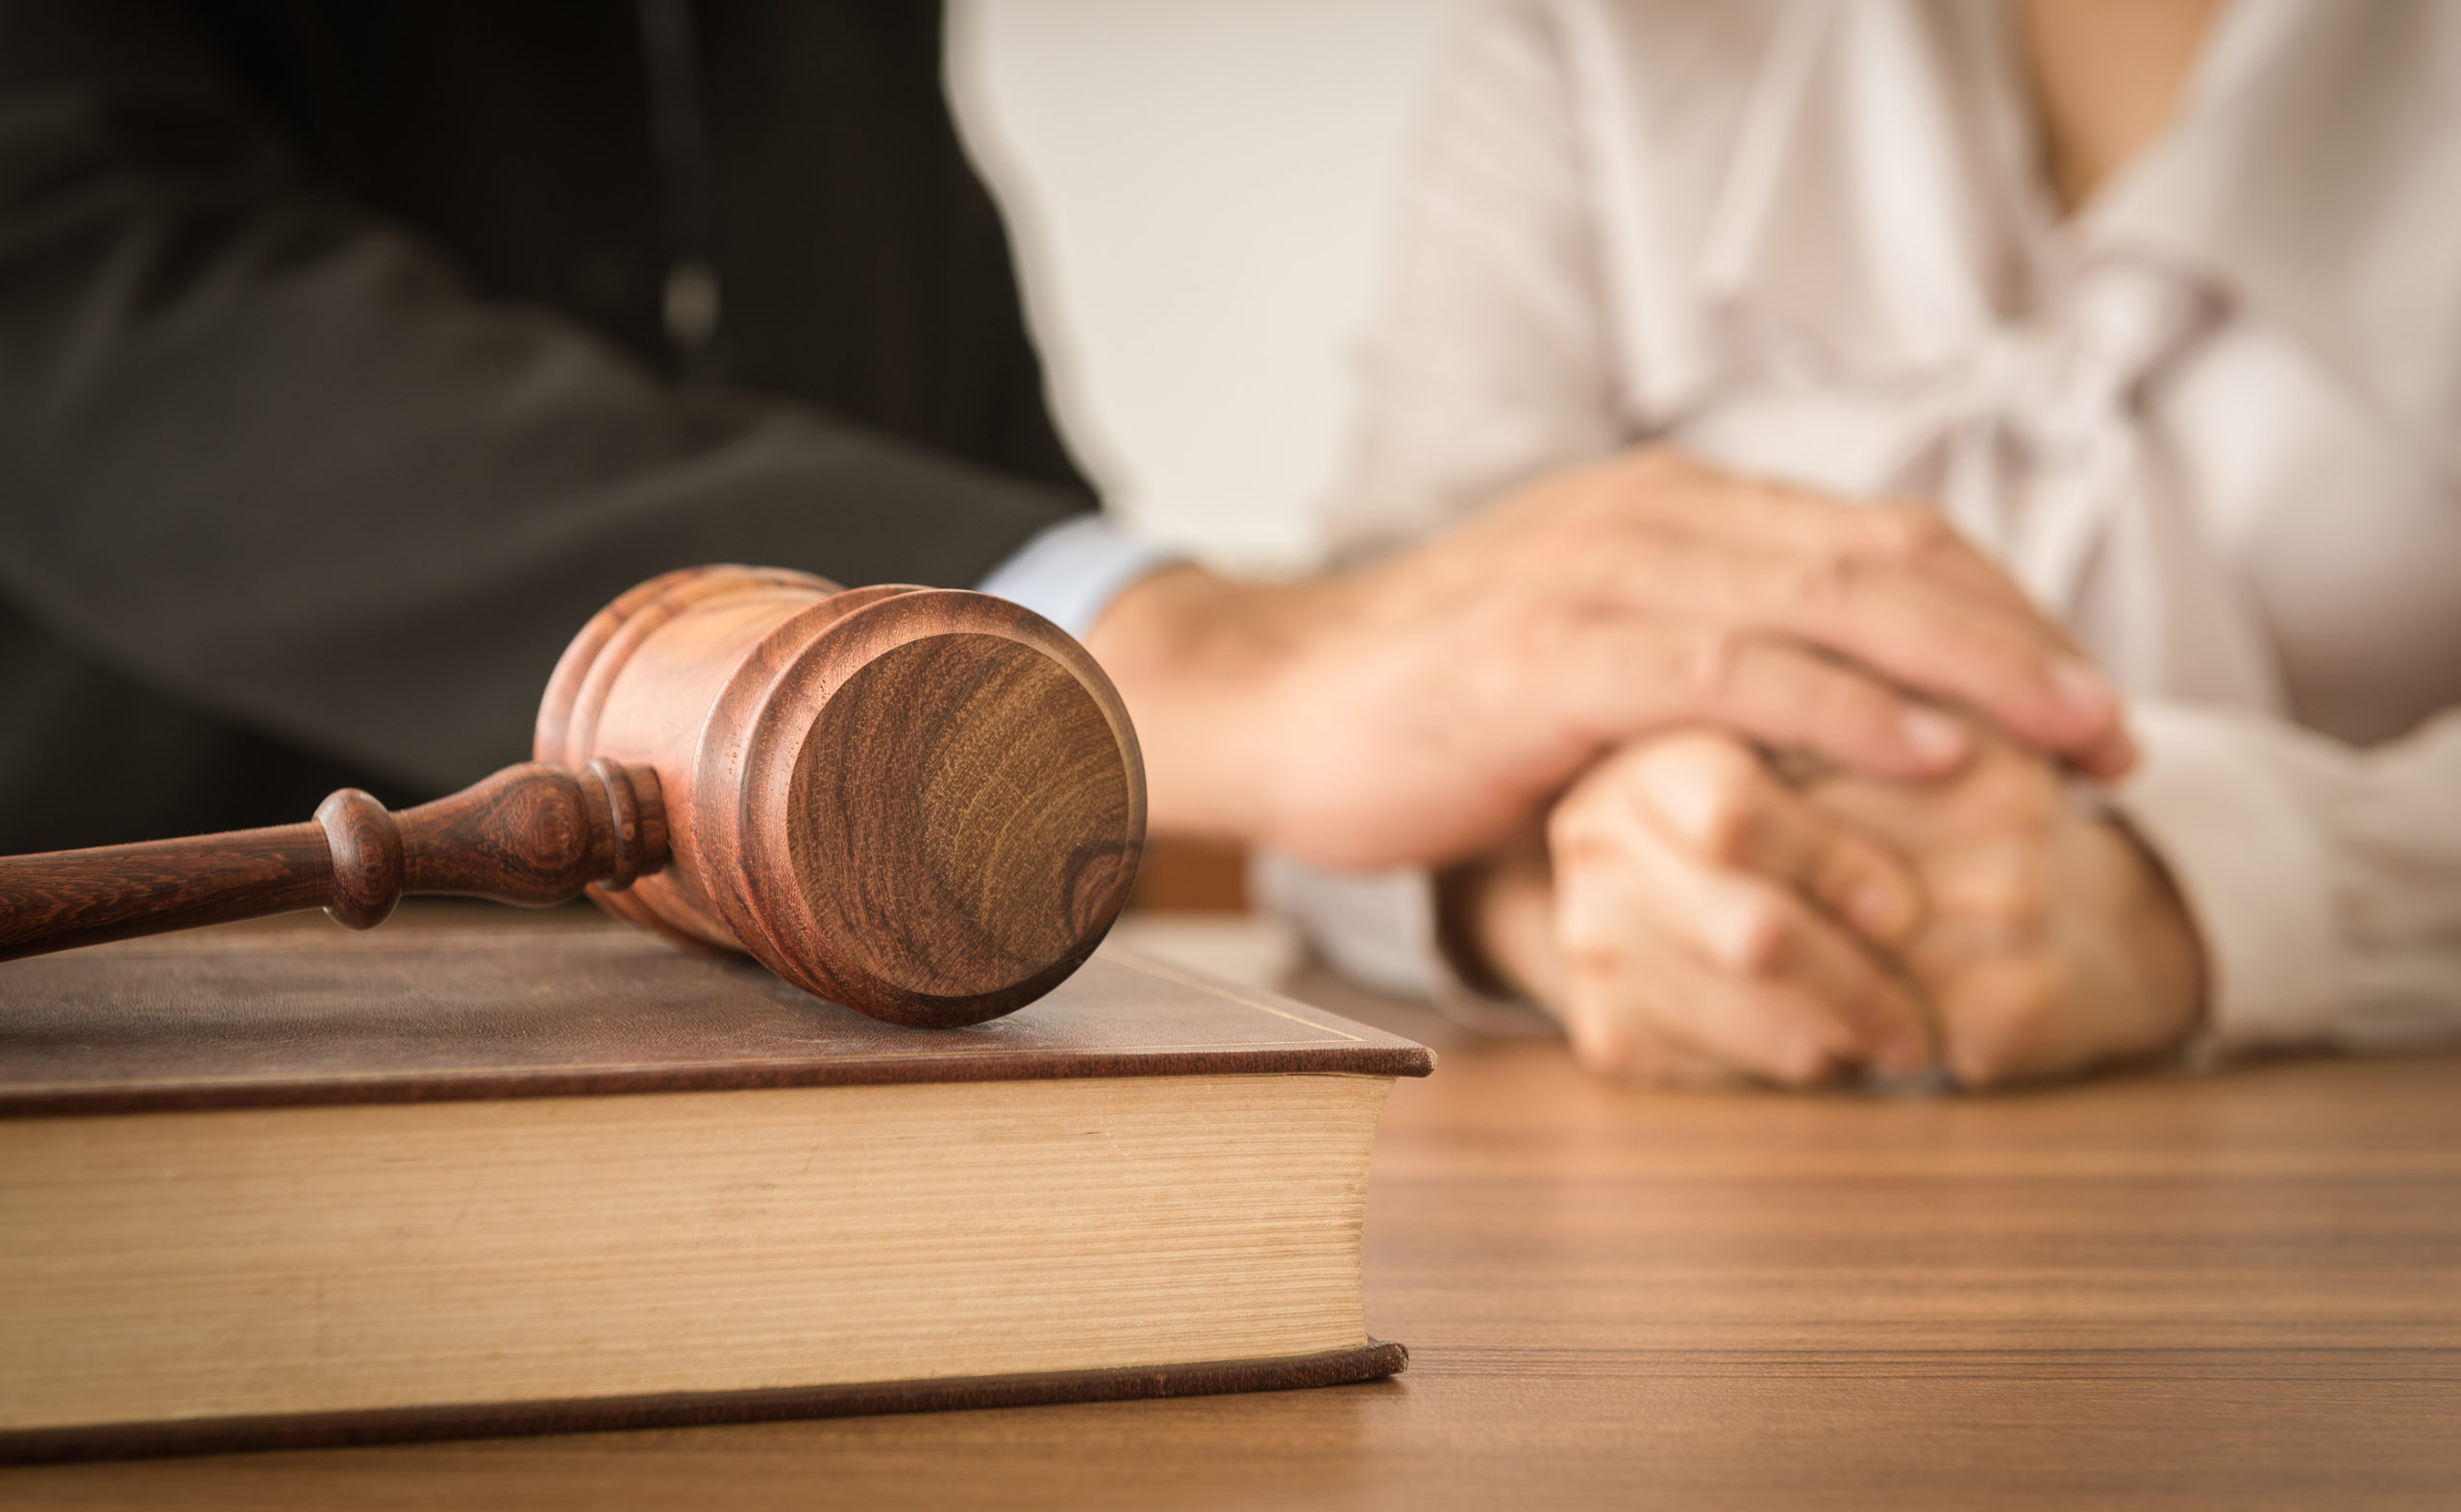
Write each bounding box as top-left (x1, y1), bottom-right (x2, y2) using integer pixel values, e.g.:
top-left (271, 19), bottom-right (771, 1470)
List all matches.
top-left (1451, 727), bottom-right (2208, 1090)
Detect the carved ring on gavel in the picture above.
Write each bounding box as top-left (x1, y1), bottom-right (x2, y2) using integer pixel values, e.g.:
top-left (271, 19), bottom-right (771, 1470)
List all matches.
top-left (0, 567), bottom-right (1147, 1027)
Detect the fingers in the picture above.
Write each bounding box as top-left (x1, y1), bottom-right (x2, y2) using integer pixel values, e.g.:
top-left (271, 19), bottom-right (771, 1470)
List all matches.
top-left (1552, 450), bottom-right (2134, 778)
top-left (1611, 454), bottom-right (2055, 630)
top-left (1800, 729), bottom-right (2065, 855)
top-left (1792, 734), bottom-right (2203, 1089)
top-left (1554, 927), bottom-right (1837, 1088)
top-left (1551, 801), bottom-right (1844, 1086)
top-left (1602, 533), bottom-right (2125, 775)
top-left (1549, 743), bottom-right (1938, 1082)
top-left (1229, 441), bottom-right (2131, 875)
top-left (1622, 731), bottom-right (1921, 946)
top-left (1554, 962), bottom-right (1750, 1089)
top-left (2059, 711), bottom-right (2141, 784)
top-left (1558, 615), bottom-right (1973, 780)
top-left (1919, 955), bottom-right (2070, 1089)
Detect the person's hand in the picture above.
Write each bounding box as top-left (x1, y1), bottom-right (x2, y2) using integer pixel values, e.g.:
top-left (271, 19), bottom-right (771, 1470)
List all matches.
top-left (1455, 727), bottom-right (2206, 1089)
top-left (1086, 447), bottom-right (2132, 872)
top-left (1454, 731), bottom-right (1937, 1086)
top-left (1799, 730), bottom-right (2207, 1086)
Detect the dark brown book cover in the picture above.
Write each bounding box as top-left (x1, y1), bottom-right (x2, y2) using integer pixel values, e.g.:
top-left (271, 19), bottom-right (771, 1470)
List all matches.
top-left (0, 913), bottom-right (1434, 1116)
top-left (0, 911), bottom-right (1431, 1462)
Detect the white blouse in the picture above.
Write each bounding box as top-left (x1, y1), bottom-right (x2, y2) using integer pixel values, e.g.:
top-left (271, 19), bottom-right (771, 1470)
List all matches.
top-left (1266, 0), bottom-right (2461, 1055)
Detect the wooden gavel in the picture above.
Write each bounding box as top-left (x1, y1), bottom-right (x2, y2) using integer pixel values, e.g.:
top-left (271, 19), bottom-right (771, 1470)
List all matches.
top-left (0, 567), bottom-right (1146, 1027)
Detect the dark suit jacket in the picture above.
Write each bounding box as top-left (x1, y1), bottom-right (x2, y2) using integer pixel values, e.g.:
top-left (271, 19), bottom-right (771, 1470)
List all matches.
top-left (0, 0), bottom-right (1097, 850)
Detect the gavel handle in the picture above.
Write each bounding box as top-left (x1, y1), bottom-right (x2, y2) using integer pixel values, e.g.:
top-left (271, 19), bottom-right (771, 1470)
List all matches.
top-left (0, 760), bottom-right (667, 962)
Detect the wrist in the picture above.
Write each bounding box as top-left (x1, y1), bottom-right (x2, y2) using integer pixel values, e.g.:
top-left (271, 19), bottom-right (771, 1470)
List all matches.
top-left (1434, 829), bottom-right (1559, 1008)
top-left (2111, 817), bottom-right (2210, 1053)
top-left (1081, 565), bottom-right (1323, 843)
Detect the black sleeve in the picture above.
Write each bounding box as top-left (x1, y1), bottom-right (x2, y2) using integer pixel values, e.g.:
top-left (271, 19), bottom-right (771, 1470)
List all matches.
top-left (0, 0), bottom-right (1090, 805)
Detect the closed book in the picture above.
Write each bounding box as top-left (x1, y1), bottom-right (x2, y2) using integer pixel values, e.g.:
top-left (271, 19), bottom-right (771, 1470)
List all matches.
top-left (0, 911), bottom-right (1431, 1461)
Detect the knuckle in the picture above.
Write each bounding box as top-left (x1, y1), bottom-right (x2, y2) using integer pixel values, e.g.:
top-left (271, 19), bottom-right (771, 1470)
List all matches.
top-left (1875, 503), bottom-right (1955, 560)
top-left (1547, 793), bottom-right (1617, 861)
top-left (1721, 894), bottom-right (1794, 978)
top-left (1658, 750), bottom-right (1762, 860)
top-left (1817, 842), bottom-right (1901, 926)
top-left (1553, 891), bottom-right (1630, 971)
top-left (1798, 551), bottom-right (1864, 613)
top-left (1491, 599), bottom-right (1562, 671)
top-left (1969, 861), bottom-right (2050, 932)
top-left (1691, 784), bottom-right (1759, 864)
top-left (1670, 625), bottom-right (1745, 707)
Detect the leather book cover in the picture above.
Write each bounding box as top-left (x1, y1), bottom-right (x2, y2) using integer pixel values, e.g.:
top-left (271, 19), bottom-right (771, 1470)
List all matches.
top-left (0, 912), bottom-right (1435, 1117)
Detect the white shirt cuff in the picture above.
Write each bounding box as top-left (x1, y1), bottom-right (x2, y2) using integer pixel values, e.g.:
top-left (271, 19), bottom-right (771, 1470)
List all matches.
top-left (2108, 698), bottom-right (2341, 1053)
top-left (1252, 853), bottom-right (1561, 1039)
top-left (1250, 853), bottom-right (1451, 1000)
top-left (972, 514), bottom-right (1180, 641)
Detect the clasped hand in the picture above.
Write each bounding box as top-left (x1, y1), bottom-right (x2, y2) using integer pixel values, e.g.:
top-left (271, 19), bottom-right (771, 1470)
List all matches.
top-left (1459, 727), bottom-right (2208, 1088)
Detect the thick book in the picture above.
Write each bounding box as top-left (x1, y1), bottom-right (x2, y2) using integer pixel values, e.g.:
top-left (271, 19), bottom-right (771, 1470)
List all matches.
top-left (0, 912), bottom-right (1432, 1462)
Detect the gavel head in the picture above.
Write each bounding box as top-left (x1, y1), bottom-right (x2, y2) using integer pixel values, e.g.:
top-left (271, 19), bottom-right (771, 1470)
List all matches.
top-left (534, 566), bottom-right (1145, 1028)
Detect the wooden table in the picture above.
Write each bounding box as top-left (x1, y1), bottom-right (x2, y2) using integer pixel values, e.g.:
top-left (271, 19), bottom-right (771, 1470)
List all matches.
top-left (11, 953), bottom-right (2460, 1509)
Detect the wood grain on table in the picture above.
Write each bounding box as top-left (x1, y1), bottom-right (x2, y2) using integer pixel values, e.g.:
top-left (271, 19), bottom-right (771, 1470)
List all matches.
top-left (9, 945), bottom-right (2458, 1510)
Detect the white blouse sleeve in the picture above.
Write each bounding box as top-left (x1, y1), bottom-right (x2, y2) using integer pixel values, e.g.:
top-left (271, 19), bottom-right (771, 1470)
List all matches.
top-left (2118, 700), bottom-right (2461, 1055)
top-left (1274, 0), bottom-right (1626, 997)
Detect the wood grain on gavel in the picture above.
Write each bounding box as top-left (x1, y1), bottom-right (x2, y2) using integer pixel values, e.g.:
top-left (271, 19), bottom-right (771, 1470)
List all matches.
top-left (0, 567), bottom-right (1146, 1027)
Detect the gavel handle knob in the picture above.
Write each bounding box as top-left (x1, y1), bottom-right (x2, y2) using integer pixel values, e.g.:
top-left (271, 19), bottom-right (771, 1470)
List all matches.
top-left (0, 760), bottom-right (667, 962)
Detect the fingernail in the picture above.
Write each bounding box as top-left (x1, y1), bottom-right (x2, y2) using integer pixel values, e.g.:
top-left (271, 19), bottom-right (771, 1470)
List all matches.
top-left (1899, 706), bottom-right (1967, 763)
top-left (2051, 657), bottom-right (2118, 720)
top-left (1849, 879), bottom-right (1912, 941)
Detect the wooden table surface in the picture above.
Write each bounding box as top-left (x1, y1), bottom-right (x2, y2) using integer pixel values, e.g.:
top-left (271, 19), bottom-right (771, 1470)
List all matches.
top-left (11, 943), bottom-right (2461, 1510)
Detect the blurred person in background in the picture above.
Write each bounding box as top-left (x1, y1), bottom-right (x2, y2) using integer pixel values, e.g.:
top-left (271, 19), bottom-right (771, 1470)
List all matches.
top-left (0, 1), bottom-right (1111, 849)
top-left (0, 2), bottom-right (2125, 940)
top-left (1265, 0), bottom-right (2461, 1087)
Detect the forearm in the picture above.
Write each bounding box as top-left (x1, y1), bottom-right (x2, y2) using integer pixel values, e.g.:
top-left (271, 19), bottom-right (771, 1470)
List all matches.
top-left (1435, 830), bottom-right (1559, 1004)
top-left (1081, 564), bottom-right (1321, 844)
